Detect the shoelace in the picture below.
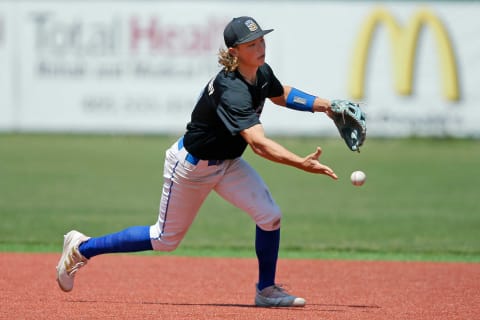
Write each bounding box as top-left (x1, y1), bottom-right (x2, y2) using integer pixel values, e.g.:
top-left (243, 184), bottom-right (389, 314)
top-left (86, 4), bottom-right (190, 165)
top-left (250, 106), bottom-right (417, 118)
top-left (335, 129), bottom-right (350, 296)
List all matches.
top-left (65, 251), bottom-right (86, 276)
top-left (270, 284), bottom-right (291, 296)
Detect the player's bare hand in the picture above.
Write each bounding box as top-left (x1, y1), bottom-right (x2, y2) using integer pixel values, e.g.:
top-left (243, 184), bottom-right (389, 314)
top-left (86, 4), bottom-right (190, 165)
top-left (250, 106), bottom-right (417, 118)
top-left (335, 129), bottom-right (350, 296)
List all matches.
top-left (301, 147), bottom-right (338, 179)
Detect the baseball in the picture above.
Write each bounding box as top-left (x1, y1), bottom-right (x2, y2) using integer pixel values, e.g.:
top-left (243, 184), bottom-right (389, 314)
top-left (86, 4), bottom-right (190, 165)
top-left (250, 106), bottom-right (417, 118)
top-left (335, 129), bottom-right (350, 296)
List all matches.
top-left (350, 170), bottom-right (366, 186)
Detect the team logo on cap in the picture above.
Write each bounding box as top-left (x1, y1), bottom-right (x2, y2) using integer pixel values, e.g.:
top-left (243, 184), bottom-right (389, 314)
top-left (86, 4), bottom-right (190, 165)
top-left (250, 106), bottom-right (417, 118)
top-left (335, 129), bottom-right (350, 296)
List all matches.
top-left (244, 19), bottom-right (258, 32)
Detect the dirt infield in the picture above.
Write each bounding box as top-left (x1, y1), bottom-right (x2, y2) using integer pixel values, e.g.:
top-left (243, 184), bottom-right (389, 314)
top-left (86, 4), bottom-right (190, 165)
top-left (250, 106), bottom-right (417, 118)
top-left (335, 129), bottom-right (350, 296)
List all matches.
top-left (1, 253), bottom-right (479, 319)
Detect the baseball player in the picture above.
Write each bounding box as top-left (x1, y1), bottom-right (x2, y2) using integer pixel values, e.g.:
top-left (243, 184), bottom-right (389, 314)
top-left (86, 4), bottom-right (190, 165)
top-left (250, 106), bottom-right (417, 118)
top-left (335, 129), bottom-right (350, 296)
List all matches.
top-left (57, 16), bottom-right (339, 307)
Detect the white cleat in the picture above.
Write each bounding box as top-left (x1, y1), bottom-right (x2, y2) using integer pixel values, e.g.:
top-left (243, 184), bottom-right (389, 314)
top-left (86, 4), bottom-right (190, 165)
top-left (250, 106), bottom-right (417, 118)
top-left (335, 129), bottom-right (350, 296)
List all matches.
top-left (56, 230), bottom-right (90, 292)
top-left (255, 284), bottom-right (306, 307)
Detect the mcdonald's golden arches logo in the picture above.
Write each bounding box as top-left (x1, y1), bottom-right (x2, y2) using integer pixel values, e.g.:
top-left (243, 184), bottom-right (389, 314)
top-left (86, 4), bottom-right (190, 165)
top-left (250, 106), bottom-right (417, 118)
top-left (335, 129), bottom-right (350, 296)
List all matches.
top-left (349, 7), bottom-right (460, 101)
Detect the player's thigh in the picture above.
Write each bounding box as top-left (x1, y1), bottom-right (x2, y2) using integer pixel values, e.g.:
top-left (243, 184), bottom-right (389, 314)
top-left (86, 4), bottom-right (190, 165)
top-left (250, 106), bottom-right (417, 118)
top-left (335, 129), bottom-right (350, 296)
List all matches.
top-left (214, 158), bottom-right (281, 229)
top-left (152, 145), bottom-right (217, 249)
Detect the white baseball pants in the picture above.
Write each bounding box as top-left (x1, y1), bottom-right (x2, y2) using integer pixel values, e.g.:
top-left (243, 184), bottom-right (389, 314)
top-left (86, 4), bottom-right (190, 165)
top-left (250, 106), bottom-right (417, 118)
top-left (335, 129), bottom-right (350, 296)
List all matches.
top-left (149, 137), bottom-right (282, 251)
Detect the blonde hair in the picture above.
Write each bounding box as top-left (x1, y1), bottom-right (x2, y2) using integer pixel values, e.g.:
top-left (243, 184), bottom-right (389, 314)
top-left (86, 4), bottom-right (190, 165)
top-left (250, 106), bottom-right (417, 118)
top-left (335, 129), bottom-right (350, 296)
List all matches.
top-left (218, 48), bottom-right (238, 72)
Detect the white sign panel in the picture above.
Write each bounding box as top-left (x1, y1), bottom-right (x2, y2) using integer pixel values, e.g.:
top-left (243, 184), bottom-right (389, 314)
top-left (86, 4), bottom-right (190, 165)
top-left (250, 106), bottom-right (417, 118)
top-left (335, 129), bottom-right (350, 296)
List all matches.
top-left (259, 2), bottom-right (480, 138)
top-left (3, 1), bottom-right (480, 137)
top-left (16, 2), bottom-right (235, 133)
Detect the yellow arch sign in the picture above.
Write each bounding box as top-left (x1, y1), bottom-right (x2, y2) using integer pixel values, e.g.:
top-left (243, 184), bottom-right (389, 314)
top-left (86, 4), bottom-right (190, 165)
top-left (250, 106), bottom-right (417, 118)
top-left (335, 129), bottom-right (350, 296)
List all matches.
top-left (349, 7), bottom-right (460, 101)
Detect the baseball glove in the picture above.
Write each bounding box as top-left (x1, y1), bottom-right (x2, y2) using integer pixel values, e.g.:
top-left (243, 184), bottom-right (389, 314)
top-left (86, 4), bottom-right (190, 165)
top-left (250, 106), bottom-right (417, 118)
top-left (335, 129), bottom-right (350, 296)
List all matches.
top-left (330, 99), bottom-right (366, 152)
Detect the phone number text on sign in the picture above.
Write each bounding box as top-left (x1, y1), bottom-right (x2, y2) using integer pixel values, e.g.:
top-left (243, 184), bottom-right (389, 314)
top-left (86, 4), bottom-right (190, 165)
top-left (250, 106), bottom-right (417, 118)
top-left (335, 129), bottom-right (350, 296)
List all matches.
top-left (81, 95), bottom-right (195, 115)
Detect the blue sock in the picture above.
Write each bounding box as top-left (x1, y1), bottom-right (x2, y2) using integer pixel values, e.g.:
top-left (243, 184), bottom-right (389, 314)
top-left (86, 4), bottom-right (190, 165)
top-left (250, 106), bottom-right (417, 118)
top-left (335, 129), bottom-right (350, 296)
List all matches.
top-left (255, 225), bottom-right (280, 291)
top-left (79, 226), bottom-right (153, 259)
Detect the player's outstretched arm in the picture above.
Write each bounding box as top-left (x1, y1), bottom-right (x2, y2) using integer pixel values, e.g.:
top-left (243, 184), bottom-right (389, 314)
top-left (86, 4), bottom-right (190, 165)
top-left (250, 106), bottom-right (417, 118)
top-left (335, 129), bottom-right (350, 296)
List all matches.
top-left (240, 124), bottom-right (338, 180)
top-left (270, 86), bottom-right (332, 114)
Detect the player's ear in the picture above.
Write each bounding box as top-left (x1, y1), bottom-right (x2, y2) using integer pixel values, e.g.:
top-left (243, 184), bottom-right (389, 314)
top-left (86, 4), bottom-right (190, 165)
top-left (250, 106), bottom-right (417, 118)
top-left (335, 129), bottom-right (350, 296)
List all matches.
top-left (228, 47), bottom-right (238, 57)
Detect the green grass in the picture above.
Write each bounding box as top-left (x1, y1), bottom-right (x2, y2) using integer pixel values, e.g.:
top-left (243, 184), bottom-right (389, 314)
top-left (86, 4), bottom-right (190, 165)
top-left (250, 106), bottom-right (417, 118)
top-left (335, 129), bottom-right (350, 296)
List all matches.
top-left (1, 134), bottom-right (479, 262)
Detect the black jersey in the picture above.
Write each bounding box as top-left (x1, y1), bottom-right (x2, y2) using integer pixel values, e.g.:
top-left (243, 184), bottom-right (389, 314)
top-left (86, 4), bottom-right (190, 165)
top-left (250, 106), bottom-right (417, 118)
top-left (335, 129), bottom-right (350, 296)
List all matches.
top-left (183, 63), bottom-right (283, 160)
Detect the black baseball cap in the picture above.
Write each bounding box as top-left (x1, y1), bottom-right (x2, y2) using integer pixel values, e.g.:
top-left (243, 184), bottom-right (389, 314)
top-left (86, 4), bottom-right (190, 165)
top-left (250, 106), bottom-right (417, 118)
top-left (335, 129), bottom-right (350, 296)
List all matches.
top-left (223, 16), bottom-right (273, 48)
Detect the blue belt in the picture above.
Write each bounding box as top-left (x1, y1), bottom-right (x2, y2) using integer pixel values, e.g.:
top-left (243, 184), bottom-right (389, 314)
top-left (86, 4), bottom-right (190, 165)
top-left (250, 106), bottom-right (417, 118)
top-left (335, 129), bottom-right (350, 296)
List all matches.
top-left (178, 137), bottom-right (224, 166)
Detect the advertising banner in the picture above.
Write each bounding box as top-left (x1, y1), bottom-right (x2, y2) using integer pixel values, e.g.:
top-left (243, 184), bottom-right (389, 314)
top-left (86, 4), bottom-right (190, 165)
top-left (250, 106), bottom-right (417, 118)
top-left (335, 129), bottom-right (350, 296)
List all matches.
top-left (15, 2), bottom-right (233, 132)
top-left (1, 1), bottom-right (480, 137)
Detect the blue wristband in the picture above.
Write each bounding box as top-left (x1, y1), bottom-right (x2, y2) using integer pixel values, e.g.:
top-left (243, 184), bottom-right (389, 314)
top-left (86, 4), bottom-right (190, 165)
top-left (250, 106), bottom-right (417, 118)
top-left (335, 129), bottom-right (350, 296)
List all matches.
top-left (285, 88), bottom-right (316, 112)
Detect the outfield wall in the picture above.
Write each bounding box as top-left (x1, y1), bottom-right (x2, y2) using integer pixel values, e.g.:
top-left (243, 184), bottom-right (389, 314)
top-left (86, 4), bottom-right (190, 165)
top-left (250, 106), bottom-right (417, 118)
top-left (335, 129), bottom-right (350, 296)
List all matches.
top-left (0, 1), bottom-right (479, 137)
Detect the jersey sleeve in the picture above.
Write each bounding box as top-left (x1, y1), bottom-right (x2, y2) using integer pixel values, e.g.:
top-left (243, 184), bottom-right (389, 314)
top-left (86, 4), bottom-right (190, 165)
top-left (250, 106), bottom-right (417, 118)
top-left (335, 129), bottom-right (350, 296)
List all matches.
top-left (216, 83), bottom-right (261, 135)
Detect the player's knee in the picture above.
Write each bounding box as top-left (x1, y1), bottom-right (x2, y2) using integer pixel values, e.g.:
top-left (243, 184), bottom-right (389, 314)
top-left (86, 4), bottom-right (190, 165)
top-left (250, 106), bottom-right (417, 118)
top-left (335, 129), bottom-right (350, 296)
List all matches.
top-left (259, 218), bottom-right (281, 231)
top-left (151, 238), bottom-right (181, 252)
top-left (156, 243), bottom-right (179, 252)
top-left (256, 210), bottom-right (282, 231)
top-left (149, 224), bottom-right (183, 252)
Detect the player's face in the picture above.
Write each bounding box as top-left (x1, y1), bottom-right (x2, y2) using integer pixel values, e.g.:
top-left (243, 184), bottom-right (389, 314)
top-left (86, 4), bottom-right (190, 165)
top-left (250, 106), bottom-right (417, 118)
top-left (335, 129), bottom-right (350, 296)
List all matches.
top-left (235, 37), bottom-right (266, 68)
